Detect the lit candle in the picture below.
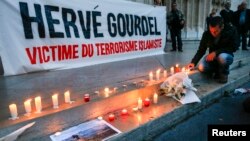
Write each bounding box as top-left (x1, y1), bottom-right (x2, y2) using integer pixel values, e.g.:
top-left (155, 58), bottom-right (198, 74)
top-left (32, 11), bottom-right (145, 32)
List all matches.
top-left (163, 70), bottom-right (167, 78)
top-left (132, 107), bottom-right (138, 112)
top-left (108, 114), bottom-right (115, 122)
top-left (35, 96), bottom-right (42, 113)
top-left (174, 64), bottom-right (181, 73)
top-left (104, 87), bottom-right (109, 97)
top-left (52, 94), bottom-right (59, 109)
top-left (149, 72), bottom-right (153, 81)
top-left (156, 69), bottom-right (161, 81)
top-left (64, 91), bottom-right (71, 103)
top-left (97, 116), bottom-right (103, 120)
top-left (138, 98), bottom-right (143, 110)
top-left (9, 104), bottom-right (18, 120)
top-left (140, 80), bottom-right (145, 87)
top-left (24, 99), bottom-right (32, 115)
top-left (153, 93), bottom-right (158, 104)
top-left (181, 67), bottom-right (186, 72)
top-left (121, 109), bottom-right (128, 116)
top-left (113, 87), bottom-right (118, 93)
top-left (186, 69), bottom-right (190, 75)
top-left (170, 67), bottom-right (174, 75)
top-left (123, 85), bottom-right (127, 91)
top-left (144, 98), bottom-right (150, 107)
top-left (84, 94), bottom-right (90, 102)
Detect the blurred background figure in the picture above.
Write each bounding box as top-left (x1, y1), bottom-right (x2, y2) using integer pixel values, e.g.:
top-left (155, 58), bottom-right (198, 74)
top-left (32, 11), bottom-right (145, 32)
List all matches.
top-left (206, 8), bottom-right (218, 31)
top-left (167, 2), bottom-right (185, 52)
top-left (220, 1), bottom-right (234, 26)
top-left (154, 0), bottom-right (162, 6)
top-left (234, 1), bottom-right (250, 50)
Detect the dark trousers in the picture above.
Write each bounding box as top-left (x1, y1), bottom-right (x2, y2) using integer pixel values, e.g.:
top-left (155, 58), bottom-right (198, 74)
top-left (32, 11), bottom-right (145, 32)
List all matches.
top-left (170, 28), bottom-right (182, 51)
top-left (238, 28), bottom-right (248, 49)
top-left (248, 31), bottom-right (250, 47)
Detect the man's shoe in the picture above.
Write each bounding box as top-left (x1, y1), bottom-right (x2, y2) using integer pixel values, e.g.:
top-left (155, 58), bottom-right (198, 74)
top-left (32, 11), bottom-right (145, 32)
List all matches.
top-left (178, 49), bottom-right (183, 52)
top-left (217, 74), bottom-right (228, 83)
top-left (242, 48), bottom-right (248, 50)
top-left (170, 49), bottom-right (176, 52)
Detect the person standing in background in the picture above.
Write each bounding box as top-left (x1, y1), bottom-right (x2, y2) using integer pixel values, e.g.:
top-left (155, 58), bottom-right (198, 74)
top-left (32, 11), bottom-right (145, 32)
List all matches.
top-left (234, 1), bottom-right (250, 50)
top-left (206, 8), bottom-right (218, 31)
top-left (154, 0), bottom-right (162, 6)
top-left (167, 2), bottom-right (185, 52)
top-left (220, 1), bottom-right (234, 26)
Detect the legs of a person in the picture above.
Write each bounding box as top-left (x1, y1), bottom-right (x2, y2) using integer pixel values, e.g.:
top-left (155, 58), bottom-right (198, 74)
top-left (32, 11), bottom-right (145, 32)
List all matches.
top-left (176, 29), bottom-right (183, 51)
top-left (241, 32), bottom-right (247, 50)
top-left (198, 56), bottom-right (215, 75)
top-left (170, 29), bottom-right (176, 50)
top-left (217, 53), bottom-right (234, 75)
top-left (248, 30), bottom-right (250, 47)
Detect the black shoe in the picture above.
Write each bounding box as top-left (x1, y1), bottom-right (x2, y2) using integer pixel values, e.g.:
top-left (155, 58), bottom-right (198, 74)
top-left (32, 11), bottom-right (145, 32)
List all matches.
top-left (242, 48), bottom-right (248, 50)
top-left (170, 49), bottom-right (176, 52)
top-left (217, 74), bottom-right (228, 83)
top-left (178, 49), bottom-right (183, 52)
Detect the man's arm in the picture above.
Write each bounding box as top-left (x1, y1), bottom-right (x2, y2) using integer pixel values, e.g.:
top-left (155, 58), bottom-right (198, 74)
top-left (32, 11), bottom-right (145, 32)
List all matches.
top-left (191, 32), bottom-right (208, 66)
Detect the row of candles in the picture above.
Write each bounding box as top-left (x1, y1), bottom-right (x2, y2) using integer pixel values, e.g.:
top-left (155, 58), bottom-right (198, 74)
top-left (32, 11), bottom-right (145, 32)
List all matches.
top-left (8, 91), bottom-right (91, 120)
top-left (8, 64), bottom-right (186, 120)
top-left (149, 64), bottom-right (190, 82)
top-left (107, 93), bottom-right (158, 122)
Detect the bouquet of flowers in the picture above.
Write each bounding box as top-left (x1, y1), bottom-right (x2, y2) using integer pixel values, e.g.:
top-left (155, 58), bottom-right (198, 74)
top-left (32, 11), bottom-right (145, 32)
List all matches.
top-left (160, 72), bottom-right (197, 101)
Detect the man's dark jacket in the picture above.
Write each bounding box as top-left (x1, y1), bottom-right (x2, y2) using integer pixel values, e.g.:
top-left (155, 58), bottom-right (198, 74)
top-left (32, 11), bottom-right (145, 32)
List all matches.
top-left (191, 25), bottom-right (239, 66)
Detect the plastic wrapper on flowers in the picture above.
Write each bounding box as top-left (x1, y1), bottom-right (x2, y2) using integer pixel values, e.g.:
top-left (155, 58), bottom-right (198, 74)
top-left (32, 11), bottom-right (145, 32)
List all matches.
top-left (159, 72), bottom-right (200, 104)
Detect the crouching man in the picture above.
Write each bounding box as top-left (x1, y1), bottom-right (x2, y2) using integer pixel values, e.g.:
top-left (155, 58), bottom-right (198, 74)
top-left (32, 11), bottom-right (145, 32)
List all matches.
top-left (187, 16), bottom-right (239, 83)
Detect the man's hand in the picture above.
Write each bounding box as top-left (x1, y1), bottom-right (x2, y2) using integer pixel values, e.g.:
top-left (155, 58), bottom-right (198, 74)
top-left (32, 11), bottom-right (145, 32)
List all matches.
top-left (206, 52), bottom-right (216, 62)
top-left (180, 20), bottom-right (184, 25)
top-left (187, 63), bottom-right (195, 70)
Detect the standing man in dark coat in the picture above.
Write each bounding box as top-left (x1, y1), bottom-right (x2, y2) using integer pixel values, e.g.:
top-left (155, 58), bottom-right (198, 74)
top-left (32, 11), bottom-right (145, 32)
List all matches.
top-left (234, 1), bottom-right (250, 50)
top-left (187, 16), bottom-right (239, 83)
top-left (167, 2), bottom-right (185, 52)
top-left (220, 1), bottom-right (234, 26)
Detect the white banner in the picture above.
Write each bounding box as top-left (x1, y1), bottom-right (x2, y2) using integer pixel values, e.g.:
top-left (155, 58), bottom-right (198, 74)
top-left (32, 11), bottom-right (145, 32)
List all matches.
top-left (0, 0), bottom-right (166, 76)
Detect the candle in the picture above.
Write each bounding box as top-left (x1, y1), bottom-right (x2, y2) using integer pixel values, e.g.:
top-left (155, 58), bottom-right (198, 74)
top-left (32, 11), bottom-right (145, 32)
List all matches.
top-left (156, 69), bottom-right (161, 81)
top-left (170, 67), bottom-right (174, 75)
top-left (186, 69), bottom-right (190, 75)
top-left (144, 98), bottom-right (150, 107)
top-left (174, 64), bottom-right (181, 73)
top-left (113, 87), bottom-right (118, 93)
top-left (123, 85), bottom-right (127, 91)
top-left (138, 98), bottom-right (143, 110)
top-left (84, 94), bottom-right (90, 102)
top-left (133, 82), bottom-right (137, 87)
top-left (64, 91), bottom-right (71, 103)
top-left (35, 96), bottom-right (42, 113)
top-left (104, 87), bottom-right (109, 97)
top-left (24, 99), bottom-right (32, 114)
top-left (149, 72), bottom-right (153, 81)
top-left (52, 94), bottom-right (59, 109)
top-left (153, 93), bottom-right (158, 104)
top-left (140, 80), bottom-right (145, 87)
top-left (97, 116), bottom-right (103, 120)
top-left (108, 114), bottom-right (115, 122)
top-left (121, 109), bottom-right (128, 116)
top-left (181, 67), bottom-right (186, 72)
top-left (9, 104), bottom-right (18, 119)
top-left (132, 107), bottom-right (138, 112)
top-left (163, 70), bottom-right (167, 78)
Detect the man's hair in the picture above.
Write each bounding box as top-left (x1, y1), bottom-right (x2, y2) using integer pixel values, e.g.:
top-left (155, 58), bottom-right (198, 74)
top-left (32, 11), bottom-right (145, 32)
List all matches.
top-left (172, 2), bottom-right (177, 6)
top-left (209, 16), bottom-right (224, 27)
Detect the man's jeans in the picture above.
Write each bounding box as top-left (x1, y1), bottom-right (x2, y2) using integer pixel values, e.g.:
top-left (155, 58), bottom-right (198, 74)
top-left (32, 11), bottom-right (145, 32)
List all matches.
top-left (198, 53), bottom-right (234, 75)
